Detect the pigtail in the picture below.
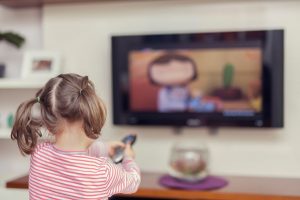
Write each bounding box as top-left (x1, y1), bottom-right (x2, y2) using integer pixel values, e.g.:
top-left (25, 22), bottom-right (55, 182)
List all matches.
top-left (11, 98), bottom-right (42, 155)
top-left (79, 76), bottom-right (107, 139)
top-left (81, 76), bottom-right (91, 90)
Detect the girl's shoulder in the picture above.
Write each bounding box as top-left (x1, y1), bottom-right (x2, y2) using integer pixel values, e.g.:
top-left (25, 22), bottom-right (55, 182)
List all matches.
top-left (32, 142), bottom-right (101, 157)
top-left (36, 141), bottom-right (52, 150)
top-left (31, 142), bottom-right (52, 155)
top-left (31, 142), bottom-right (110, 164)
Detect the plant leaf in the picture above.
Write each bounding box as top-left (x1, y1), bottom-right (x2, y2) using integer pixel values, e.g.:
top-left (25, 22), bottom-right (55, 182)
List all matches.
top-left (0, 32), bottom-right (25, 48)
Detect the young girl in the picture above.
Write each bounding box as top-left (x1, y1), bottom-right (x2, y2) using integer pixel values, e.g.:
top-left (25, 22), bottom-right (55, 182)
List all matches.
top-left (11, 73), bottom-right (141, 199)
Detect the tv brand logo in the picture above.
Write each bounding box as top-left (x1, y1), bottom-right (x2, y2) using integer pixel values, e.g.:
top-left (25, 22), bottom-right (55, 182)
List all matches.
top-left (187, 119), bottom-right (201, 126)
top-left (255, 120), bottom-right (263, 127)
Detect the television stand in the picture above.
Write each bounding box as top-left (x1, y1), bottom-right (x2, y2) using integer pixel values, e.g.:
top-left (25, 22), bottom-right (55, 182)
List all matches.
top-left (171, 126), bottom-right (219, 135)
top-left (6, 171), bottom-right (300, 200)
top-left (208, 127), bottom-right (219, 135)
top-left (172, 126), bottom-right (184, 134)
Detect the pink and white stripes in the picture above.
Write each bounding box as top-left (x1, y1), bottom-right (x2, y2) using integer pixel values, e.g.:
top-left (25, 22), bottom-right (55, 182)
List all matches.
top-left (29, 142), bottom-right (141, 200)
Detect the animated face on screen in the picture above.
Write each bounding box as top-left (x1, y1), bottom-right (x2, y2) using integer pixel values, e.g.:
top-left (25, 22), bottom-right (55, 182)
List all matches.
top-left (148, 53), bottom-right (197, 86)
top-left (148, 53), bottom-right (198, 112)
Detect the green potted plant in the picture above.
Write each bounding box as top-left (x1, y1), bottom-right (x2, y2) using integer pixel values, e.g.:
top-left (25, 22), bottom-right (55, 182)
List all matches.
top-left (0, 31), bottom-right (25, 77)
top-left (212, 63), bottom-right (243, 100)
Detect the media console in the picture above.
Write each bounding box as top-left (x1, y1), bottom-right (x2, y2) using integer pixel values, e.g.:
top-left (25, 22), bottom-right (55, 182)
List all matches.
top-left (6, 171), bottom-right (300, 200)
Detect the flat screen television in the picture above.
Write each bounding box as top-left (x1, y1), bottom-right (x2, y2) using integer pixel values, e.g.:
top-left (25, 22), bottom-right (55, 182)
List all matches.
top-left (112, 30), bottom-right (284, 127)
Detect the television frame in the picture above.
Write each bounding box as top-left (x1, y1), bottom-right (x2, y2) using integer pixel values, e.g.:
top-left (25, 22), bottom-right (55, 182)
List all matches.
top-left (111, 29), bottom-right (284, 128)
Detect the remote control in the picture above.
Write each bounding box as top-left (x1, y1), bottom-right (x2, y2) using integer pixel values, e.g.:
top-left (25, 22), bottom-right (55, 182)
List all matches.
top-left (112, 134), bottom-right (137, 164)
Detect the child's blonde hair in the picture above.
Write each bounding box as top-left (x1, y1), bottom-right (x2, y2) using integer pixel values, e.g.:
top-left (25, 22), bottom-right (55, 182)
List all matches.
top-left (11, 73), bottom-right (106, 155)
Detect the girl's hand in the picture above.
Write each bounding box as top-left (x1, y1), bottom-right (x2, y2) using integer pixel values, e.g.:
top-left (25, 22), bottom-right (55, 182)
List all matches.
top-left (124, 143), bottom-right (135, 159)
top-left (108, 141), bottom-right (125, 158)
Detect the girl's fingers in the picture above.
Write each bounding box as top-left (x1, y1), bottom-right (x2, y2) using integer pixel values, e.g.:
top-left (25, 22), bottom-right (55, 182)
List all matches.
top-left (110, 141), bottom-right (125, 148)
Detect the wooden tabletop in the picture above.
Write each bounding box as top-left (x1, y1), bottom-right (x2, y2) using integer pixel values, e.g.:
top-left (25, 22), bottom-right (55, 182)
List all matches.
top-left (6, 172), bottom-right (300, 200)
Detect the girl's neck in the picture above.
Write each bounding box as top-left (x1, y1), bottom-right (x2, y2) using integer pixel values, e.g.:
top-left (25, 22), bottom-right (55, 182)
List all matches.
top-left (54, 120), bottom-right (93, 151)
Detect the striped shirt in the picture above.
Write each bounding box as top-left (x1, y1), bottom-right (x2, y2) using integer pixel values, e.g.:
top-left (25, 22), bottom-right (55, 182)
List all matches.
top-left (29, 141), bottom-right (141, 200)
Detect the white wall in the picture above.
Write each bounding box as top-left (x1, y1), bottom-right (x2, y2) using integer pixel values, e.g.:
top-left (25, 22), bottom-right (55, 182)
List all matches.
top-left (1, 0), bottom-right (300, 188)
top-left (42, 0), bottom-right (300, 178)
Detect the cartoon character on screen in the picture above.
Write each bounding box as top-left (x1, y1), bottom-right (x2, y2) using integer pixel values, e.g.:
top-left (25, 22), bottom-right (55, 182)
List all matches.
top-left (147, 53), bottom-right (197, 112)
top-left (247, 79), bottom-right (262, 112)
top-left (188, 89), bottom-right (217, 112)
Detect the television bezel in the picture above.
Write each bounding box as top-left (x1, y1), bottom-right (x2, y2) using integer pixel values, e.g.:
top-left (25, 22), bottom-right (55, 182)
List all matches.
top-left (111, 29), bottom-right (284, 128)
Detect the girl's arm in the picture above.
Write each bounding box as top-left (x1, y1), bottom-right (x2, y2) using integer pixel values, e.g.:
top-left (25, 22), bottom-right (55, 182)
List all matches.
top-left (89, 140), bottom-right (141, 195)
top-left (88, 140), bottom-right (109, 158)
top-left (105, 156), bottom-right (141, 196)
top-left (88, 140), bottom-right (126, 158)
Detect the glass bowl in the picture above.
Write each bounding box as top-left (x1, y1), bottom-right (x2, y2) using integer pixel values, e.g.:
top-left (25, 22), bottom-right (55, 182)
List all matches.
top-left (168, 142), bottom-right (209, 182)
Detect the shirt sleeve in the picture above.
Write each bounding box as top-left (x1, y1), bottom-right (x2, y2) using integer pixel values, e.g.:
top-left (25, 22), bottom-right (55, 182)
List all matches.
top-left (105, 157), bottom-right (141, 197)
top-left (87, 140), bottom-right (109, 158)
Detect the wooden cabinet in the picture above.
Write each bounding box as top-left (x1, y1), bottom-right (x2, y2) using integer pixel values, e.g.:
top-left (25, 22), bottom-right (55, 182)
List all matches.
top-left (6, 172), bottom-right (300, 200)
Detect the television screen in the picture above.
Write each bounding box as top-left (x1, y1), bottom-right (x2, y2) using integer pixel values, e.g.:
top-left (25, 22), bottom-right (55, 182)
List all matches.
top-left (112, 30), bottom-right (283, 127)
